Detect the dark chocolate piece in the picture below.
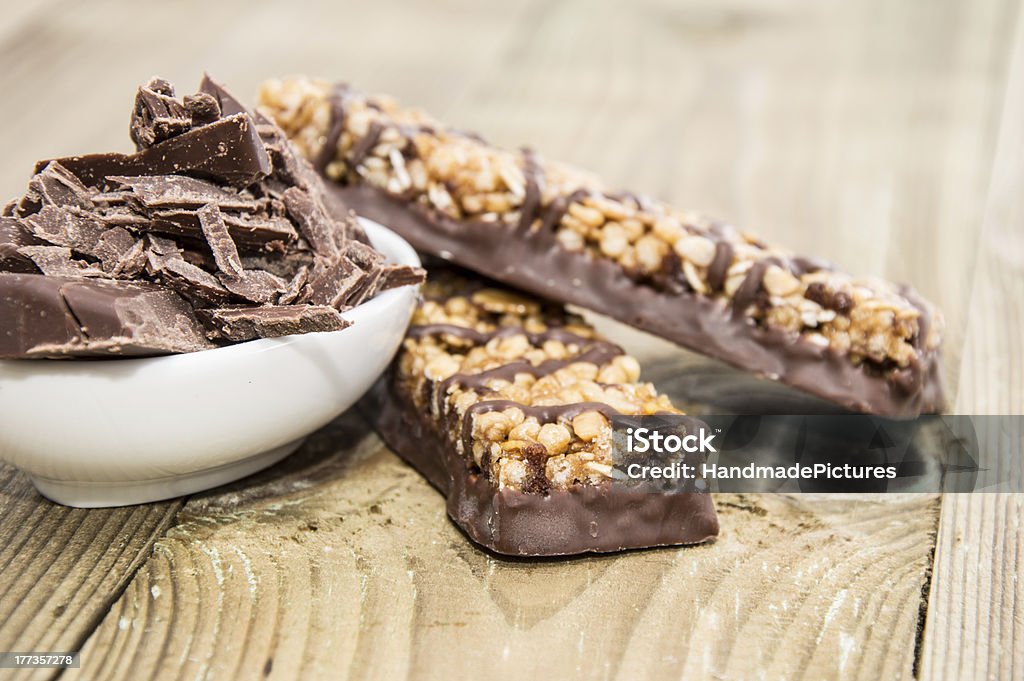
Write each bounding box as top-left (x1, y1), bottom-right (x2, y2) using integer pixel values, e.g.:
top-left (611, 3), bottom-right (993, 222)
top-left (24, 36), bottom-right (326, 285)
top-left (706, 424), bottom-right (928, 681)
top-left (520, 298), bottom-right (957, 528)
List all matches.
top-left (17, 162), bottom-right (95, 215)
top-left (196, 304), bottom-right (350, 342)
top-left (16, 245), bottom-right (107, 278)
top-left (108, 175), bottom-right (263, 212)
top-left (1, 75), bottom-right (423, 360)
top-left (41, 113), bottom-right (272, 189)
top-left (0, 273), bottom-right (213, 358)
top-left (282, 187), bottom-right (338, 256)
top-left (0, 218), bottom-right (45, 272)
top-left (197, 205), bottom-right (244, 276)
top-left (145, 208), bottom-right (297, 248)
top-left (130, 78), bottom-right (192, 149)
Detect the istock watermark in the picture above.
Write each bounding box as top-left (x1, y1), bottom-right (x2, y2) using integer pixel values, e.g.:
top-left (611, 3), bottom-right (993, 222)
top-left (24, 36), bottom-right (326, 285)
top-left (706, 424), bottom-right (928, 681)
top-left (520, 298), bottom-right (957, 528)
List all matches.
top-left (610, 415), bottom-right (1024, 494)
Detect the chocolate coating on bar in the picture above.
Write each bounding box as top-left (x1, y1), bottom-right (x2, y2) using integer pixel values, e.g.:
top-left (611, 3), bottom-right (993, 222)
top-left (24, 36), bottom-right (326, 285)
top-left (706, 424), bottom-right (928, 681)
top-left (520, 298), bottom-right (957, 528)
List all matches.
top-left (362, 378), bottom-right (719, 556)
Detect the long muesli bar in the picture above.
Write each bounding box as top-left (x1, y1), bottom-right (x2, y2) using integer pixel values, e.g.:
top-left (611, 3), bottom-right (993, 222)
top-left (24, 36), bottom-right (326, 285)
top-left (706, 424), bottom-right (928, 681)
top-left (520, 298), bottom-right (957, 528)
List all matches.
top-left (261, 78), bottom-right (945, 417)
top-left (359, 267), bottom-right (718, 556)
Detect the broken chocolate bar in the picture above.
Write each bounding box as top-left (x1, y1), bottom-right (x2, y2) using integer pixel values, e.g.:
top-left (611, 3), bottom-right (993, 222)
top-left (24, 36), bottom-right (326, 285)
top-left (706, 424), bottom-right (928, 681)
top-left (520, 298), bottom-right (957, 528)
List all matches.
top-left (0, 76), bottom-right (424, 359)
top-left (262, 78), bottom-right (944, 417)
top-left (0, 273), bottom-right (212, 357)
top-left (360, 268), bottom-right (718, 556)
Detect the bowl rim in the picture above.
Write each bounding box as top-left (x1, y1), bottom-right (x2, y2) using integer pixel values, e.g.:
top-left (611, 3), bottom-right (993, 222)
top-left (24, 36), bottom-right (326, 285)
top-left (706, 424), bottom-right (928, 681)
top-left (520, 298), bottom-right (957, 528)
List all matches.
top-left (0, 217), bottom-right (421, 369)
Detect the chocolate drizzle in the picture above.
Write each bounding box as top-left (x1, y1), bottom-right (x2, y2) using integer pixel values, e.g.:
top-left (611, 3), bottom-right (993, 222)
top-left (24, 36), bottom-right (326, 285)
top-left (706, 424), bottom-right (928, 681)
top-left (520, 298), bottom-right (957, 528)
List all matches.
top-left (707, 241), bottom-right (734, 292)
top-left (348, 121), bottom-right (384, 168)
top-left (314, 83), bottom-right (351, 173)
top-left (408, 322), bottom-right (599, 347)
top-left (731, 256), bottom-right (782, 315)
top-left (458, 399), bottom-right (624, 469)
top-left (517, 148), bottom-right (543, 233)
top-left (539, 188), bottom-right (590, 234)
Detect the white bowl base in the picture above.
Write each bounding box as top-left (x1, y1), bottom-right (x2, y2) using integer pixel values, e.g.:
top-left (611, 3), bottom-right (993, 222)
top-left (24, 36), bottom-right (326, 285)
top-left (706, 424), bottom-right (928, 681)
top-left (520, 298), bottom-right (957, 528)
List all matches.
top-left (29, 437), bottom-right (305, 508)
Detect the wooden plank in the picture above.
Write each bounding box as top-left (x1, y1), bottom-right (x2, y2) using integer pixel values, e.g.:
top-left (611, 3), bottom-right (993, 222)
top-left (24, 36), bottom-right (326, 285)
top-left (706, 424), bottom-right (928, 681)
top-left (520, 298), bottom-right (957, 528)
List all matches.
top-left (918, 3), bottom-right (1024, 679)
top-left (63, 415), bottom-right (940, 681)
top-left (0, 465), bottom-right (181, 681)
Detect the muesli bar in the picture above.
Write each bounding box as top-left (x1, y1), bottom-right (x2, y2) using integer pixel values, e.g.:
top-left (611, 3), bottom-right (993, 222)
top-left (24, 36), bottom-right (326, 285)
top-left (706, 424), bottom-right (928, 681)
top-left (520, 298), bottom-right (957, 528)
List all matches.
top-left (360, 267), bottom-right (719, 556)
top-left (262, 78), bottom-right (945, 417)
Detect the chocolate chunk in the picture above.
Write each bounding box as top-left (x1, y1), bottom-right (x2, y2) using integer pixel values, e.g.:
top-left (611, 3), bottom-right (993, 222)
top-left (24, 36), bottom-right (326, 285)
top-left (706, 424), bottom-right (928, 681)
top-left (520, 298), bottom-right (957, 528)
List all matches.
top-left (17, 246), bottom-right (107, 278)
top-left (375, 264), bottom-right (426, 293)
top-left (44, 113), bottom-right (272, 189)
top-left (108, 175), bottom-right (262, 212)
top-left (0, 273), bottom-right (84, 356)
top-left (0, 273), bottom-right (212, 357)
top-left (198, 74), bottom-right (248, 117)
top-left (804, 281), bottom-right (830, 307)
top-left (300, 256), bottom-right (366, 308)
top-left (197, 304), bottom-right (350, 341)
top-left (219, 269), bottom-right (288, 304)
top-left (197, 205), bottom-right (243, 276)
top-left (282, 187), bottom-right (338, 256)
top-left (832, 291), bottom-right (854, 315)
top-left (93, 227), bottom-right (144, 275)
top-left (147, 246), bottom-right (231, 306)
top-left (23, 205), bottom-right (108, 251)
top-left (22, 206), bottom-right (145, 277)
top-left (341, 239), bottom-right (383, 270)
top-left (142, 206), bottom-right (296, 247)
top-left (130, 78), bottom-right (192, 149)
top-left (277, 265), bottom-right (309, 305)
top-left (0, 218), bottom-right (45, 272)
top-left (18, 162), bottom-right (95, 215)
top-left (1, 75), bottom-right (423, 360)
top-left (183, 92), bottom-right (221, 126)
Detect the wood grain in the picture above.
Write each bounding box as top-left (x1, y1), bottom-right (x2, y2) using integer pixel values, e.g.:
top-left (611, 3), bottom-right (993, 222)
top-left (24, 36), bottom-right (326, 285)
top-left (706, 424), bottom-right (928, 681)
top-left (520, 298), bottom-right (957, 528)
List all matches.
top-left (0, 466), bottom-right (181, 681)
top-left (64, 415), bottom-right (940, 681)
top-left (917, 3), bottom-right (1024, 679)
top-left (0, 0), bottom-right (1017, 679)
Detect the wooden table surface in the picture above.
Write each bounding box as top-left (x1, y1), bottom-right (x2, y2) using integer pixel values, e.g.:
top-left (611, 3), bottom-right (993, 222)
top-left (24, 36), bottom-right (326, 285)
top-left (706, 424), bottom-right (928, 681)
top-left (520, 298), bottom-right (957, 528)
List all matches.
top-left (1, 0), bottom-right (1021, 679)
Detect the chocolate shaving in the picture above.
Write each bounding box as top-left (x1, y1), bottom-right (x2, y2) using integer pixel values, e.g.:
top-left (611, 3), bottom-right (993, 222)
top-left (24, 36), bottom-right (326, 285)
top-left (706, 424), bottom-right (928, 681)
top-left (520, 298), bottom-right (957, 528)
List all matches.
top-left (300, 256), bottom-right (366, 308)
top-left (17, 246), bottom-right (107, 278)
top-left (197, 205), bottom-right (243, 276)
top-left (130, 78), bottom-right (192, 150)
top-left (282, 187), bottom-right (338, 256)
top-left (108, 175), bottom-right (262, 212)
top-left (0, 218), bottom-right (46, 272)
top-left (196, 304), bottom-right (350, 342)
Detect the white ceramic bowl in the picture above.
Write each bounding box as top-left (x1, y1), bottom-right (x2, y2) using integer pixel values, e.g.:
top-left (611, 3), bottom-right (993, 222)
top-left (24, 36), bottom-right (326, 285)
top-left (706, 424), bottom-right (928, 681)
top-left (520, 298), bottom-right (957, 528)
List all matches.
top-left (0, 218), bottom-right (420, 507)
